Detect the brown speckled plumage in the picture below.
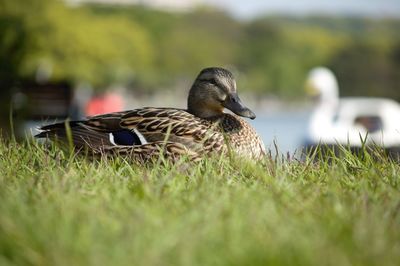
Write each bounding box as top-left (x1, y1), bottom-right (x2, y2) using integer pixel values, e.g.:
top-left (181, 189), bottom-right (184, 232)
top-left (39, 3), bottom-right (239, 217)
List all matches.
top-left (37, 67), bottom-right (266, 162)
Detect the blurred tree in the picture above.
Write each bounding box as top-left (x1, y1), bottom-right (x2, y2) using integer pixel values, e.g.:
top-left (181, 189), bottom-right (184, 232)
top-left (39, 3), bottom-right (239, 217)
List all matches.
top-left (27, 2), bottom-right (153, 87)
top-left (86, 6), bottom-right (242, 89)
top-left (0, 0), bottom-right (154, 131)
top-left (0, 0), bottom-right (44, 131)
top-left (156, 10), bottom-right (241, 79)
top-left (330, 41), bottom-right (400, 101)
top-left (0, 0), bottom-right (399, 108)
top-left (0, 0), bottom-right (154, 87)
top-left (239, 18), bottom-right (348, 97)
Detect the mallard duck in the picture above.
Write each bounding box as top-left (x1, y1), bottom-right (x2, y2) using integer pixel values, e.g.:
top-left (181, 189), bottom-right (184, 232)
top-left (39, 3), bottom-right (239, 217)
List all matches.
top-left (37, 67), bottom-right (266, 162)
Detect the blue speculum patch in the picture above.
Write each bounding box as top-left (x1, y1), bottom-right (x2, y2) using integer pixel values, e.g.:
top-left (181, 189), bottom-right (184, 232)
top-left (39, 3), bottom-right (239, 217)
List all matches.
top-left (111, 130), bottom-right (141, 145)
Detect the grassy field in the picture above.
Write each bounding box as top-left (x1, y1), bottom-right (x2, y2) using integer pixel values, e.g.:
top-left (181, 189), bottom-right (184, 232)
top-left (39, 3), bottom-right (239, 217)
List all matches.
top-left (0, 138), bottom-right (399, 266)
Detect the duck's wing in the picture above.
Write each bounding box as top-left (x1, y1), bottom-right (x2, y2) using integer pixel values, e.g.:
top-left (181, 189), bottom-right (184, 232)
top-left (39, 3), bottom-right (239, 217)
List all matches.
top-left (36, 111), bottom-right (132, 148)
top-left (118, 108), bottom-right (225, 153)
top-left (37, 108), bottom-right (225, 155)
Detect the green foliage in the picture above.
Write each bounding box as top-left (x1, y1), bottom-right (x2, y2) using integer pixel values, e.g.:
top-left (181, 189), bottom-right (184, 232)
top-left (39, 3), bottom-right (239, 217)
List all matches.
top-left (154, 11), bottom-right (240, 77)
top-left (0, 0), bottom-right (153, 87)
top-left (0, 138), bottom-right (400, 265)
top-left (36, 6), bottom-right (153, 86)
top-left (239, 18), bottom-right (349, 97)
top-left (330, 40), bottom-right (400, 100)
top-left (1, 1), bottom-right (400, 99)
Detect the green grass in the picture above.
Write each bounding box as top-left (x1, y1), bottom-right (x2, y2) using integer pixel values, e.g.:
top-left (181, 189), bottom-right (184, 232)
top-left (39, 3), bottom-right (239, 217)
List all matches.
top-left (0, 138), bottom-right (399, 266)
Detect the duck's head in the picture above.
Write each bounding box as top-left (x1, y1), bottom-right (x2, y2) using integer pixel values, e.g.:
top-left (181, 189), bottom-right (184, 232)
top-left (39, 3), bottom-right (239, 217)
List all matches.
top-left (188, 67), bottom-right (256, 119)
top-left (305, 67), bottom-right (339, 102)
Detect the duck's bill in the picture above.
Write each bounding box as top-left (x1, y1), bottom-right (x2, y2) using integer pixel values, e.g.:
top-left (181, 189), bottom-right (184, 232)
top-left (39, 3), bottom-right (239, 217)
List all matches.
top-left (223, 93), bottom-right (256, 120)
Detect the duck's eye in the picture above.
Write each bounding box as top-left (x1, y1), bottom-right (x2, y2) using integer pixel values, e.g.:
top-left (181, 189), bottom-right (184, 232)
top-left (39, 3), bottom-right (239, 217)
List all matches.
top-left (208, 79), bottom-right (218, 86)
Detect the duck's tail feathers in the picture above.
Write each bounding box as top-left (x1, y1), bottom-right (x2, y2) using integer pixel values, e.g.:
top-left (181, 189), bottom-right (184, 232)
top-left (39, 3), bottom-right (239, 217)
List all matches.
top-left (36, 121), bottom-right (112, 148)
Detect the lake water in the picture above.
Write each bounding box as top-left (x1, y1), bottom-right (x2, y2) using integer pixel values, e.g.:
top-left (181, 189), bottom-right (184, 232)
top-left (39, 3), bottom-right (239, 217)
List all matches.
top-left (250, 110), bottom-right (311, 154)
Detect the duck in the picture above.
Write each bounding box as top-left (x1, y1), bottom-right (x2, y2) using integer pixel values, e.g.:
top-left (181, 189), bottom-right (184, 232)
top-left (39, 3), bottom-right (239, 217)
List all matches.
top-left (304, 66), bottom-right (400, 151)
top-left (37, 67), bottom-right (266, 162)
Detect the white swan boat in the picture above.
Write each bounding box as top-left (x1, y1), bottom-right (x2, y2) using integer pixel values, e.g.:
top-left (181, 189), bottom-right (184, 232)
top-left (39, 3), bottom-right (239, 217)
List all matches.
top-left (304, 67), bottom-right (400, 153)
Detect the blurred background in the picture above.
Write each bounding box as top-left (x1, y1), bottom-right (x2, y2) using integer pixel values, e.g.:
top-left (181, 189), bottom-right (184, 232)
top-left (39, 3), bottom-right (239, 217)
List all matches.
top-left (1, 0), bottom-right (400, 153)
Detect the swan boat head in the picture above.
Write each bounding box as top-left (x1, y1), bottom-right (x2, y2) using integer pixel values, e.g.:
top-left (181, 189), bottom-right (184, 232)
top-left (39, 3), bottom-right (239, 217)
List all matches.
top-left (305, 67), bottom-right (339, 104)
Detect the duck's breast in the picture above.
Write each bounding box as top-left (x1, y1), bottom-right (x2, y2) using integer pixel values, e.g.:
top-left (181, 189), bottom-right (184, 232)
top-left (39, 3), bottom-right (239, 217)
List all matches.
top-left (221, 114), bottom-right (266, 159)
